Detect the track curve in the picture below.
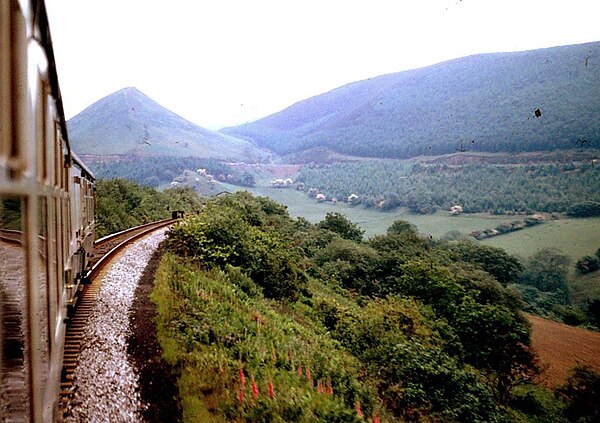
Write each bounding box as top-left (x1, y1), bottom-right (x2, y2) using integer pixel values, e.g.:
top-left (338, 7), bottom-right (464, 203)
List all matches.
top-left (59, 219), bottom-right (176, 414)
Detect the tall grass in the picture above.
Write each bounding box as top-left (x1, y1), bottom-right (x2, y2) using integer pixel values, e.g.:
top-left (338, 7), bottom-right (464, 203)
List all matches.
top-left (152, 254), bottom-right (379, 422)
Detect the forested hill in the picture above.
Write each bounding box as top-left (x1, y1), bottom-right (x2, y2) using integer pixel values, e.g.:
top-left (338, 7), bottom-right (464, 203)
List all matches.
top-left (222, 41), bottom-right (600, 160)
top-left (68, 87), bottom-right (267, 162)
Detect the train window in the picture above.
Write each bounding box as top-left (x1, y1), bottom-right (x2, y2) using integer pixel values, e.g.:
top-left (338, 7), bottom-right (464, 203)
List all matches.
top-left (46, 197), bottom-right (58, 345)
top-left (8, 7), bottom-right (27, 178)
top-left (54, 197), bottom-right (64, 309)
top-left (45, 100), bottom-right (54, 185)
top-left (54, 123), bottom-right (61, 188)
top-left (36, 84), bottom-right (47, 182)
top-left (0, 195), bottom-right (27, 418)
top-left (0, 196), bottom-right (22, 231)
top-left (37, 198), bottom-right (51, 369)
top-left (0, 2), bottom-right (11, 167)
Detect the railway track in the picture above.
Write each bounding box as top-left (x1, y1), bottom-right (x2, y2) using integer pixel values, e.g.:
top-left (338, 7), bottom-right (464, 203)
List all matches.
top-left (59, 219), bottom-right (176, 413)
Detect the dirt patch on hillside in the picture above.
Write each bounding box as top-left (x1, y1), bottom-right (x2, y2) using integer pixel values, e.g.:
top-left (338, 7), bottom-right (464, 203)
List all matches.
top-left (128, 245), bottom-right (182, 422)
top-left (528, 314), bottom-right (600, 387)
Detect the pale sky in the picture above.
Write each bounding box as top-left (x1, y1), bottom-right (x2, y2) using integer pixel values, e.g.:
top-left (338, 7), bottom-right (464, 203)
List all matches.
top-left (45, 0), bottom-right (600, 130)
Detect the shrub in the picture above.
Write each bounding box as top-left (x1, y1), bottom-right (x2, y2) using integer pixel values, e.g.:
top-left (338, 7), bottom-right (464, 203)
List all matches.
top-left (316, 212), bottom-right (364, 242)
top-left (575, 255), bottom-right (600, 274)
top-left (165, 192), bottom-right (307, 301)
top-left (556, 366), bottom-right (600, 422)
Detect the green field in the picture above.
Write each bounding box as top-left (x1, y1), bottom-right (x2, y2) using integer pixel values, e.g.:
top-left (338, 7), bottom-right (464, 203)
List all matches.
top-left (480, 218), bottom-right (600, 262)
top-left (239, 183), bottom-right (600, 260)
top-left (238, 183), bottom-right (514, 238)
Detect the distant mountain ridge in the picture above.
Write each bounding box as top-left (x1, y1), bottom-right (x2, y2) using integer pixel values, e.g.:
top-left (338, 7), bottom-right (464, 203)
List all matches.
top-left (222, 41), bottom-right (600, 160)
top-left (68, 87), bottom-right (267, 162)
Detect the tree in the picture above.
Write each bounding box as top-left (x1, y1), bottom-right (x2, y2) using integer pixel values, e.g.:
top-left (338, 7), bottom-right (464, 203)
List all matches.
top-left (520, 249), bottom-right (571, 303)
top-left (567, 201), bottom-right (600, 217)
top-left (452, 241), bottom-right (523, 286)
top-left (316, 212), bottom-right (364, 242)
top-left (386, 220), bottom-right (417, 236)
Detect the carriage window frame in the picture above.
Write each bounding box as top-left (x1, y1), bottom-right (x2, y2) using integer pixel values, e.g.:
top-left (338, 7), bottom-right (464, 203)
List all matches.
top-left (0, 1), bottom-right (10, 164)
top-left (36, 80), bottom-right (48, 183)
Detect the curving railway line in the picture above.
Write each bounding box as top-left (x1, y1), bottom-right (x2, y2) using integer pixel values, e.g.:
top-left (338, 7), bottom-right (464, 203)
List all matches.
top-left (59, 219), bottom-right (177, 413)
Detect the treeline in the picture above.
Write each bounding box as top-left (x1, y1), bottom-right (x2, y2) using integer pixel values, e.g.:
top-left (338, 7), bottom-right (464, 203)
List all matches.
top-left (90, 156), bottom-right (255, 188)
top-left (505, 247), bottom-right (600, 333)
top-left (297, 161), bottom-right (600, 214)
top-left (94, 178), bottom-right (202, 238)
top-left (154, 192), bottom-right (599, 422)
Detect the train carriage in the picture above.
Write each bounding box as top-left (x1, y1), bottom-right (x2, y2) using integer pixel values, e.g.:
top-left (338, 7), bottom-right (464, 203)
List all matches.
top-left (1, 1), bottom-right (95, 421)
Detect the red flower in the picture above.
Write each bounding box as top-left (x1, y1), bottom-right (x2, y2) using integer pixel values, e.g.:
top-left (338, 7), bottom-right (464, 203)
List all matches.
top-left (251, 375), bottom-right (259, 399)
top-left (354, 401), bottom-right (363, 418)
top-left (268, 380), bottom-right (275, 399)
top-left (239, 367), bottom-right (246, 388)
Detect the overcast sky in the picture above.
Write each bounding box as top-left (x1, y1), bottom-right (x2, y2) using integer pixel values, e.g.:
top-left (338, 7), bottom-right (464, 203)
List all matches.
top-left (45, 0), bottom-right (600, 130)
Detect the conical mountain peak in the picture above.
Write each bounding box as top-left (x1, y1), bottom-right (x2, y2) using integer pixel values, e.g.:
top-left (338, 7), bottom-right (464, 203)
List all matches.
top-left (68, 88), bottom-right (266, 161)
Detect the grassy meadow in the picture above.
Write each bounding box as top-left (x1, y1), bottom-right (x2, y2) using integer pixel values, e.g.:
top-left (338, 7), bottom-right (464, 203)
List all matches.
top-left (240, 182), bottom-right (516, 238)
top-left (480, 218), bottom-right (600, 262)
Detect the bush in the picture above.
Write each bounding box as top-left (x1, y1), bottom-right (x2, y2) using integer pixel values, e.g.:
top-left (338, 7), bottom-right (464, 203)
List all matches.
top-left (316, 212), bottom-right (364, 242)
top-left (556, 366), bottom-right (600, 422)
top-left (451, 241), bottom-right (523, 286)
top-left (323, 296), bottom-right (504, 422)
top-left (165, 192), bottom-right (307, 301)
top-left (575, 255), bottom-right (600, 274)
top-left (95, 178), bottom-right (202, 238)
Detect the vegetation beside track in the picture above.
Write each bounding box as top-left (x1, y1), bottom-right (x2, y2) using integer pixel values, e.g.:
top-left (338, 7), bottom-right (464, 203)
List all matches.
top-left (149, 192), bottom-right (600, 422)
top-left (94, 178), bottom-right (202, 238)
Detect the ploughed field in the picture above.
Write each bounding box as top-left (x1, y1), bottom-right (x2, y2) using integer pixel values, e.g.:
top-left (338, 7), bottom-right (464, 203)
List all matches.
top-left (528, 314), bottom-right (600, 387)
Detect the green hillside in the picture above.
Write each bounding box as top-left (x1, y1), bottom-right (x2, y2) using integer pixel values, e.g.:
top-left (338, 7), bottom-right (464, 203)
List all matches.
top-left (223, 42), bottom-right (600, 160)
top-left (68, 87), bottom-right (268, 162)
top-left (151, 192), bottom-right (600, 422)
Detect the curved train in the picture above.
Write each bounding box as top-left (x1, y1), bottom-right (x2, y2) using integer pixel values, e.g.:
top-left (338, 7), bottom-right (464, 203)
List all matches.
top-left (1, 1), bottom-right (95, 420)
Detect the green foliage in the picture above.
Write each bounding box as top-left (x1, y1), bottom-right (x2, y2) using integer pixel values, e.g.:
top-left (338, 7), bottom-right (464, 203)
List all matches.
top-left (576, 255), bottom-right (600, 275)
top-left (297, 161), bottom-right (600, 215)
top-left (312, 237), bottom-right (381, 294)
top-left (508, 384), bottom-right (567, 423)
top-left (157, 192), bottom-right (542, 421)
top-left (166, 192), bottom-right (307, 301)
top-left (450, 241), bottom-right (524, 286)
top-left (520, 249), bottom-right (571, 303)
top-left (556, 366), bottom-right (600, 423)
top-left (152, 254), bottom-right (379, 422)
top-left (567, 201), bottom-right (600, 218)
top-left (316, 212), bottom-right (364, 242)
top-left (386, 220), bottom-right (417, 235)
top-left (95, 178), bottom-right (202, 238)
top-left (91, 156), bottom-right (256, 188)
top-left (319, 295), bottom-right (503, 422)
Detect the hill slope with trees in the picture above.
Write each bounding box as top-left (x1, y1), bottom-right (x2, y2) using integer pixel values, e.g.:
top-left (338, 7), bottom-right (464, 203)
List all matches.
top-left (152, 192), bottom-right (600, 422)
top-left (223, 41), bottom-right (600, 160)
